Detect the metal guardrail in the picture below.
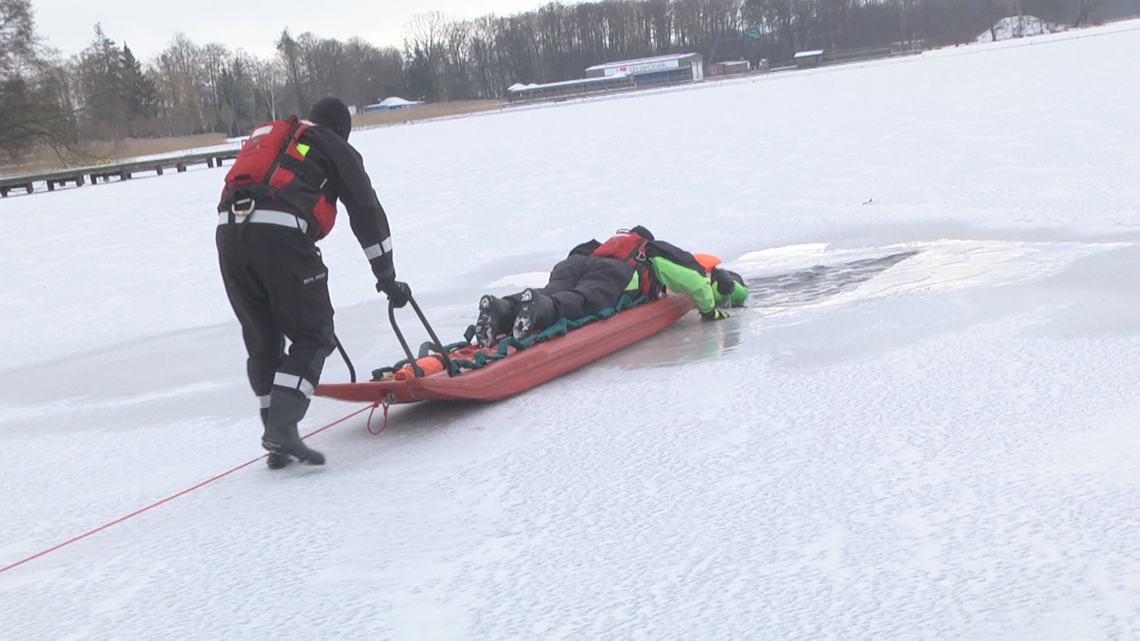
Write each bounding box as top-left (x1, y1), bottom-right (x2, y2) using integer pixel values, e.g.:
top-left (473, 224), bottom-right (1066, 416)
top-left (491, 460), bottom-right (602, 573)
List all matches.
top-left (823, 46), bottom-right (896, 64)
top-left (0, 148), bottom-right (239, 197)
top-left (822, 43), bottom-right (925, 65)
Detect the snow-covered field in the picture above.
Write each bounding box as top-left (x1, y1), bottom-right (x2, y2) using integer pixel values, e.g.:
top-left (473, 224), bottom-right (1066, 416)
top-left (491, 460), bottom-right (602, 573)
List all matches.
top-left (3, 21), bottom-right (1139, 638)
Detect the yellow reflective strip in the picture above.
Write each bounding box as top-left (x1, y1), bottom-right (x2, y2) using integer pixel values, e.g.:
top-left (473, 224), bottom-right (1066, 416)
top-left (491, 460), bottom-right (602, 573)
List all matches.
top-left (295, 143), bottom-right (310, 157)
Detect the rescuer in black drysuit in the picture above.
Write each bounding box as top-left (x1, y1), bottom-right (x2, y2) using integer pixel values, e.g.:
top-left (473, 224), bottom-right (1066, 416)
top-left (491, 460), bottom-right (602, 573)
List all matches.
top-left (216, 97), bottom-right (410, 469)
top-left (475, 225), bottom-right (748, 348)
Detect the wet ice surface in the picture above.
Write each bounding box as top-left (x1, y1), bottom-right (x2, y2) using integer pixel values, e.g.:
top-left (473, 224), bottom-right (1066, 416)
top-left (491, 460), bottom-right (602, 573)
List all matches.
top-left (610, 249), bottom-right (920, 368)
top-left (3, 23), bottom-right (1140, 638)
top-left (746, 250), bottom-right (920, 309)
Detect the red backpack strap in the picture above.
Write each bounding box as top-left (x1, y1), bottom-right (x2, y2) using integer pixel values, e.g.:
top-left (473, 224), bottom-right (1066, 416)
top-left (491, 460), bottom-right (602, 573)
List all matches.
top-left (628, 239), bottom-right (648, 263)
top-left (259, 116), bottom-right (305, 190)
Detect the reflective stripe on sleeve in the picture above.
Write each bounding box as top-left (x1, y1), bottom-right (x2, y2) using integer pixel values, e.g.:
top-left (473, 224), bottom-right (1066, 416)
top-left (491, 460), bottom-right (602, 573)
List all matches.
top-left (258, 395), bottom-right (272, 409)
top-left (364, 237), bottom-right (393, 260)
top-left (273, 372), bottom-right (315, 398)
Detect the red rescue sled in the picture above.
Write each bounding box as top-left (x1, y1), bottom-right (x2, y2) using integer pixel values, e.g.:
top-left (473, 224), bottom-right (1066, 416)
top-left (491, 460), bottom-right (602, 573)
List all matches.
top-left (315, 294), bottom-right (695, 404)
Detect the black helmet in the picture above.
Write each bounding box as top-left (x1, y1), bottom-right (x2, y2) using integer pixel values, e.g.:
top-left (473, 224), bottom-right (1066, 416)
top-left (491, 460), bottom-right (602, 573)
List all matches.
top-left (308, 97), bottom-right (352, 141)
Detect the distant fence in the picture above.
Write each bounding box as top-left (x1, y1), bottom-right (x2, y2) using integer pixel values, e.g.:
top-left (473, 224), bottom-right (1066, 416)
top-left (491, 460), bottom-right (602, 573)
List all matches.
top-left (507, 75), bottom-right (638, 104)
top-left (823, 42), bottom-right (925, 65)
top-left (0, 149), bottom-right (239, 198)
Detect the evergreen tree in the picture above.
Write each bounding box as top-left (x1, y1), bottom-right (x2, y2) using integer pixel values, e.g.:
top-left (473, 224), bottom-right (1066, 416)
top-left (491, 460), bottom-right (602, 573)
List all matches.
top-left (276, 28), bottom-right (308, 115)
top-left (76, 23), bottom-right (128, 140)
top-left (121, 44), bottom-right (159, 136)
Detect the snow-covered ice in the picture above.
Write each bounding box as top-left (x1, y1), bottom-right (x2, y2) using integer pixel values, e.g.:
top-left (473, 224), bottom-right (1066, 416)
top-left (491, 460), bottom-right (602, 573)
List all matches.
top-left (2, 21), bottom-right (1139, 637)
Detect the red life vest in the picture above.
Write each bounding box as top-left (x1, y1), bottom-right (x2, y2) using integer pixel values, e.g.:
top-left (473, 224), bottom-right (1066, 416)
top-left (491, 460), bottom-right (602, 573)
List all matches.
top-left (218, 116), bottom-right (337, 239)
top-left (590, 229), bottom-right (661, 298)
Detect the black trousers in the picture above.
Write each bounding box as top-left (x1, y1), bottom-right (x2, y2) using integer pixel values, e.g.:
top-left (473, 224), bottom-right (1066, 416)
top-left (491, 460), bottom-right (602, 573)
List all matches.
top-left (508, 255), bottom-right (634, 320)
top-left (216, 222), bottom-right (336, 426)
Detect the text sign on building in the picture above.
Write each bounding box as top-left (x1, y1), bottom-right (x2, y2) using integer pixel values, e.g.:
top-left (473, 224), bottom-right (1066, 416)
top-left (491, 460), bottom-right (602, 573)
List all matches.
top-left (604, 58), bottom-right (681, 77)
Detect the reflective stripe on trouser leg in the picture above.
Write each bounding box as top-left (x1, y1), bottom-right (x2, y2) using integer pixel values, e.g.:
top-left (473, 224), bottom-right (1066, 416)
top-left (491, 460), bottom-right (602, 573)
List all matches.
top-left (264, 387), bottom-right (311, 441)
top-left (258, 395), bottom-right (272, 409)
top-left (273, 372), bottom-right (315, 398)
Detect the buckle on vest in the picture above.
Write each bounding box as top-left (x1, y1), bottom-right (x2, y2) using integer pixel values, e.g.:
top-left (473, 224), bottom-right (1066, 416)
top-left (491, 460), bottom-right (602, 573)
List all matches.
top-left (231, 198), bottom-right (255, 217)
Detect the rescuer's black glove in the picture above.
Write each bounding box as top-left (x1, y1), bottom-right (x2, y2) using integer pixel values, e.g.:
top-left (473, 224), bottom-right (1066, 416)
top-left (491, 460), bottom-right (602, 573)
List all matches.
top-left (378, 279), bottom-right (411, 309)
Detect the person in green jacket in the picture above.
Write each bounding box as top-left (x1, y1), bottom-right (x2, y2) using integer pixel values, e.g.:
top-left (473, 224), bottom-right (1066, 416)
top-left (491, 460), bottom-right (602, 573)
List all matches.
top-left (476, 225), bottom-right (748, 348)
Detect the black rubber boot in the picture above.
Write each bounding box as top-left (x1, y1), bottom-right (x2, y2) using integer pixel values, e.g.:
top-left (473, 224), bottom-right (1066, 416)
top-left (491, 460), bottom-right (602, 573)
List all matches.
top-left (261, 407), bottom-right (293, 470)
top-left (262, 389), bottom-right (325, 465)
top-left (262, 424), bottom-right (324, 466)
top-left (475, 295), bottom-right (517, 348)
top-left (266, 451), bottom-right (293, 470)
top-left (512, 288), bottom-right (557, 340)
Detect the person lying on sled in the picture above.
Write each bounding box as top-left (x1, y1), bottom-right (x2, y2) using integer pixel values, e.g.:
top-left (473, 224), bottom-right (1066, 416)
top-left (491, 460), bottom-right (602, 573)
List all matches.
top-left (475, 225), bottom-right (748, 348)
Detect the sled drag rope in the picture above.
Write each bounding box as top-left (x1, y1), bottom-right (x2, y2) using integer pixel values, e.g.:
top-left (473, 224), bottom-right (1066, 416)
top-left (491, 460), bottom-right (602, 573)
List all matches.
top-left (0, 402), bottom-right (379, 576)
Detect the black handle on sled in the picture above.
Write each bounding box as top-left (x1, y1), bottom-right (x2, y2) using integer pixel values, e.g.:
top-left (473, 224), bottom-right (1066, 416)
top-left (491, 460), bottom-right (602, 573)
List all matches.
top-left (333, 333), bottom-right (357, 383)
top-left (388, 290), bottom-right (454, 378)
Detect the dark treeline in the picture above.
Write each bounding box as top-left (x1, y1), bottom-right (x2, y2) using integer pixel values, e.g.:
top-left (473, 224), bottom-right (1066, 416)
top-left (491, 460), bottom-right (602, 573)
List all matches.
top-left (1, 0), bottom-right (1128, 164)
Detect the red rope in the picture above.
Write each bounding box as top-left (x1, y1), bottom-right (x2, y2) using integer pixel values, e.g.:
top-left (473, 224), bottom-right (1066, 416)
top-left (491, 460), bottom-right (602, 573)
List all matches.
top-left (0, 403), bottom-right (376, 576)
top-left (366, 400), bottom-right (389, 435)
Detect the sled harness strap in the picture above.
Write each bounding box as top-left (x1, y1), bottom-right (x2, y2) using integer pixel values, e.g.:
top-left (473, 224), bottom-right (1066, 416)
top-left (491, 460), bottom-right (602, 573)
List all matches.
top-left (371, 294), bottom-right (649, 380)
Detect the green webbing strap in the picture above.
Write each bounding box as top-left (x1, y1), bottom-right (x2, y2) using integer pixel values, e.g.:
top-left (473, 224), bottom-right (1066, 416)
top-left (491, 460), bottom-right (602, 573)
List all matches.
top-left (370, 294), bottom-right (649, 380)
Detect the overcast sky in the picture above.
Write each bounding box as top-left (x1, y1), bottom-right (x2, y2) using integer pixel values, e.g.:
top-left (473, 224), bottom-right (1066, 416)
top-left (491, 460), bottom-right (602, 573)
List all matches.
top-left (33, 0), bottom-right (544, 61)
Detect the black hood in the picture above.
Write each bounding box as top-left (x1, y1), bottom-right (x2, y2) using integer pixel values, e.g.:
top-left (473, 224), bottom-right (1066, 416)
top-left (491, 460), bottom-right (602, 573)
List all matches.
top-left (308, 97), bottom-right (352, 141)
